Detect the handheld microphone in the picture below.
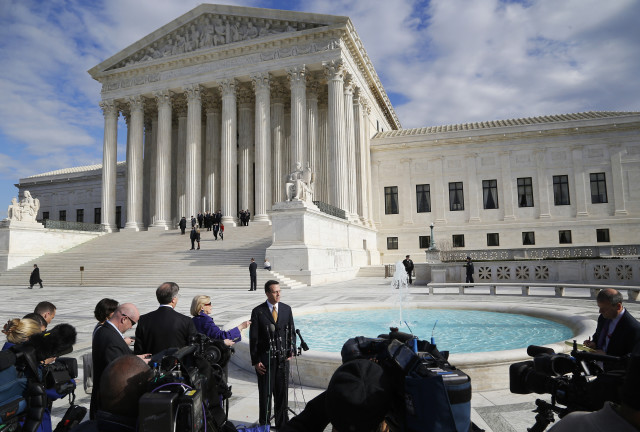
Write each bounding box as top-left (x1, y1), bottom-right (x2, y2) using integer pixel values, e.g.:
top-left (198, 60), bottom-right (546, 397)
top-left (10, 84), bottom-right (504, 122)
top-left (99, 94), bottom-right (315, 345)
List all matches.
top-left (296, 329), bottom-right (309, 351)
top-left (268, 324), bottom-right (276, 336)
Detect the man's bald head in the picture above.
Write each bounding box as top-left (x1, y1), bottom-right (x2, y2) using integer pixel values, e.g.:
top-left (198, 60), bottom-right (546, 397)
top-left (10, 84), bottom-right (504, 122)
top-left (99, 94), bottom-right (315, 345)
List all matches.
top-left (100, 355), bottom-right (152, 418)
top-left (109, 303), bottom-right (140, 333)
top-left (118, 303), bottom-right (140, 323)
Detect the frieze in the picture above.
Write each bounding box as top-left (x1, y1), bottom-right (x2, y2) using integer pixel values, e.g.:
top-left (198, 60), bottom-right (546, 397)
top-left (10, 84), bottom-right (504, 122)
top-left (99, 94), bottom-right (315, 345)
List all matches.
top-left (437, 245), bottom-right (640, 262)
top-left (107, 13), bottom-right (326, 71)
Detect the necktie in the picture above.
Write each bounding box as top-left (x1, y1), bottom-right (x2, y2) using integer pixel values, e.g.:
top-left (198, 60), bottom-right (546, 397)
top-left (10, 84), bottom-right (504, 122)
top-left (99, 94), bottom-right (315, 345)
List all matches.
top-left (272, 307), bottom-right (278, 323)
top-left (597, 319), bottom-right (610, 350)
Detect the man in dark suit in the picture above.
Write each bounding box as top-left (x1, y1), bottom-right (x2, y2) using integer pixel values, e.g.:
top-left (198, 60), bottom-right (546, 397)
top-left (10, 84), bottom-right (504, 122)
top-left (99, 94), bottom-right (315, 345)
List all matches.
top-left (134, 282), bottom-right (197, 356)
top-left (250, 280), bottom-right (296, 429)
top-left (402, 255), bottom-right (414, 285)
top-left (249, 258), bottom-right (258, 291)
top-left (584, 288), bottom-right (640, 367)
top-left (90, 303), bottom-right (144, 419)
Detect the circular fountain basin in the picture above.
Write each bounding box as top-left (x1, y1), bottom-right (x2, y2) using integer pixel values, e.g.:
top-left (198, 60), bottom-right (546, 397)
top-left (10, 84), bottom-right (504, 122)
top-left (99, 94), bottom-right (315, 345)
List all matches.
top-left (230, 302), bottom-right (596, 391)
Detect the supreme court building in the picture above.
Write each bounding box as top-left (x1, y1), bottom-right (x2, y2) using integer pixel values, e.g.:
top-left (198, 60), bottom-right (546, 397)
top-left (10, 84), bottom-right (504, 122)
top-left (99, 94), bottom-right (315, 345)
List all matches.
top-left (16, 4), bottom-right (640, 264)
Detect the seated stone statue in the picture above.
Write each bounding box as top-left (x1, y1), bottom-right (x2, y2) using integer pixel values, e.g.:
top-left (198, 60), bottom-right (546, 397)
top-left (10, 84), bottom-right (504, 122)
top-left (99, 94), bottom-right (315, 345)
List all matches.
top-left (13, 191), bottom-right (40, 223)
top-left (7, 197), bottom-right (22, 221)
top-left (285, 162), bottom-right (314, 203)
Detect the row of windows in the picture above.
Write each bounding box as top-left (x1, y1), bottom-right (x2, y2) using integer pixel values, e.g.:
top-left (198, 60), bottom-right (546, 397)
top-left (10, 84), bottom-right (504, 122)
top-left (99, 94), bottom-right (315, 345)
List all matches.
top-left (384, 173), bottom-right (609, 214)
top-left (386, 228), bottom-right (611, 249)
top-left (42, 207), bottom-right (122, 226)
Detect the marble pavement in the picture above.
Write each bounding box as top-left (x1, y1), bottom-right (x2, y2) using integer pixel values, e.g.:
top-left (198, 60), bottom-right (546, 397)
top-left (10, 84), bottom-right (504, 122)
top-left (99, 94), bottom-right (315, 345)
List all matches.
top-left (2, 277), bottom-right (636, 432)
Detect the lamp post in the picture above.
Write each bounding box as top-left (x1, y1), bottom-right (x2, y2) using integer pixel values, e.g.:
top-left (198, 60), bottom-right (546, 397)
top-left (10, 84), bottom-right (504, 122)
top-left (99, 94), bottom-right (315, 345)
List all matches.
top-left (429, 222), bottom-right (435, 250)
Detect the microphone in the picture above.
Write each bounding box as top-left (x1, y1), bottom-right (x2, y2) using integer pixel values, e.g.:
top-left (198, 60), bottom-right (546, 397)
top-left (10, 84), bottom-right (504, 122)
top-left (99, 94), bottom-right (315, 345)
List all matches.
top-left (268, 324), bottom-right (276, 336)
top-left (296, 329), bottom-right (309, 351)
top-left (23, 323), bottom-right (77, 361)
top-left (527, 345), bottom-right (556, 357)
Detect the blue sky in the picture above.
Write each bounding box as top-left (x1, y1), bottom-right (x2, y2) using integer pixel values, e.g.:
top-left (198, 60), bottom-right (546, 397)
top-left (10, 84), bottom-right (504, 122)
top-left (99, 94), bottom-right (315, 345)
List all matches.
top-left (1, 0), bottom-right (639, 218)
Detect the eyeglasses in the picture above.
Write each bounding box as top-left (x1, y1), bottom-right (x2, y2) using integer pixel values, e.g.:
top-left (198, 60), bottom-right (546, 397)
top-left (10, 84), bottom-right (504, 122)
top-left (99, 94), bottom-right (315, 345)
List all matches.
top-left (122, 314), bottom-right (136, 326)
top-left (204, 303), bottom-right (212, 306)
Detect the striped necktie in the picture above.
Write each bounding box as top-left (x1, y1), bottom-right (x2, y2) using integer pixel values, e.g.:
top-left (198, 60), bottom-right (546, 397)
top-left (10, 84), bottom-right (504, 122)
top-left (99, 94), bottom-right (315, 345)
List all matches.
top-left (272, 306), bottom-right (278, 323)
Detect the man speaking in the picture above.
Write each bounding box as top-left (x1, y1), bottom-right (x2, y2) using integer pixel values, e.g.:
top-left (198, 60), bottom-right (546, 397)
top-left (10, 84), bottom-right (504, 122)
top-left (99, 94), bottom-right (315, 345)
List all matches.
top-left (250, 280), bottom-right (295, 430)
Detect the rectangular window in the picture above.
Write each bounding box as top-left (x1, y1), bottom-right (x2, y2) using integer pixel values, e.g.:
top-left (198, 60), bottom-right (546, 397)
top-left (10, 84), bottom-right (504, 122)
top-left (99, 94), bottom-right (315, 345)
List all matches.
top-left (596, 228), bottom-right (610, 242)
top-left (590, 173), bottom-right (608, 204)
top-left (452, 234), bottom-right (465, 248)
top-left (419, 235), bottom-right (431, 249)
top-left (553, 175), bottom-right (570, 205)
top-left (416, 184), bottom-right (431, 213)
top-left (559, 230), bottom-right (572, 244)
top-left (449, 182), bottom-right (464, 211)
top-left (76, 209), bottom-right (84, 223)
top-left (522, 232), bottom-right (535, 245)
top-left (487, 233), bottom-right (500, 246)
top-left (94, 208), bottom-right (101, 224)
top-left (387, 237), bottom-right (398, 250)
top-left (482, 180), bottom-right (499, 209)
top-left (517, 177), bottom-right (534, 207)
top-left (42, 211), bottom-right (49, 220)
top-left (384, 186), bottom-right (399, 215)
top-left (59, 210), bottom-right (66, 221)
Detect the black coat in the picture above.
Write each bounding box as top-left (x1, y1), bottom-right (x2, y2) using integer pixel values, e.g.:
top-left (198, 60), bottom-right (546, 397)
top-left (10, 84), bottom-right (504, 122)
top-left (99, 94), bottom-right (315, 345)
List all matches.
top-left (249, 261), bottom-right (258, 276)
top-left (249, 301), bottom-right (295, 366)
top-left (29, 268), bottom-right (41, 284)
top-left (593, 309), bottom-right (640, 357)
top-left (134, 306), bottom-right (197, 355)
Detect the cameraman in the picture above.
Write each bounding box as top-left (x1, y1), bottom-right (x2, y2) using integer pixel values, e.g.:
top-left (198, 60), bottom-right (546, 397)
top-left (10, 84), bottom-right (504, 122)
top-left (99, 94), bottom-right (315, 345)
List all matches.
top-left (281, 359), bottom-right (392, 432)
top-left (548, 355), bottom-right (640, 432)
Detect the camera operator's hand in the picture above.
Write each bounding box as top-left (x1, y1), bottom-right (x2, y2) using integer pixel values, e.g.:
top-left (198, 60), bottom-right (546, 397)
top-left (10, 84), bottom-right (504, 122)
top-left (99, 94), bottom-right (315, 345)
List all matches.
top-left (255, 362), bottom-right (266, 375)
top-left (43, 356), bottom-right (56, 365)
top-left (223, 339), bottom-right (235, 347)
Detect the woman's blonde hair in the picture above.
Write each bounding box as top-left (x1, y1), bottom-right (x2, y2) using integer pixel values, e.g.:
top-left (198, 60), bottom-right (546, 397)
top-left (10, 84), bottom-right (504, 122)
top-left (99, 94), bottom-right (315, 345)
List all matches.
top-left (190, 295), bottom-right (211, 316)
top-left (2, 318), bottom-right (42, 344)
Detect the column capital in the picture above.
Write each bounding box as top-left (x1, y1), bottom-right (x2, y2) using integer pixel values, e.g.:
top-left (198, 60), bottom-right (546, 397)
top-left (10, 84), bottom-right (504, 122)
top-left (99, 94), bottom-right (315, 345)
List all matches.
top-left (219, 78), bottom-right (237, 97)
top-left (343, 73), bottom-right (354, 94)
top-left (99, 99), bottom-right (118, 117)
top-left (251, 72), bottom-right (271, 93)
top-left (271, 79), bottom-right (288, 103)
top-left (153, 90), bottom-right (173, 108)
top-left (307, 75), bottom-right (320, 97)
top-left (286, 65), bottom-right (307, 85)
top-left (237, 85), bottom-right (254, 106)
top-left (126, 95), bottom-right (144, 112)
top-left (184, 84), bottom-right (202, 102)
top-left (323, 59), bottom-right (344, 80)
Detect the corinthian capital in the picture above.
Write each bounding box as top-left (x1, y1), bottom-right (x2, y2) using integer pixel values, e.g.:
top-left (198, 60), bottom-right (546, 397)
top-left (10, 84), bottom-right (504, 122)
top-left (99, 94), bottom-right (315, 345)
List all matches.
top-left (184, 84), bottom-right (202, 102)
top-left (127, 95), bottom-right (144, 112)
top-left (99, 99), bottom-right (118, 117)
top-left (237, 85), bottom-right (254, 106)
top-left (218, 78), bottom-right (237, 97)
top-left (251, 72), bottom-right (271, 93)
top-left (323, 59), bottom-right (344, 80)
top-left (343, 73), bottom-right (354, 94)
top-left (153, 90), bottom-right (173, 109)
top-left (286, 65), bottom-right (307, 85)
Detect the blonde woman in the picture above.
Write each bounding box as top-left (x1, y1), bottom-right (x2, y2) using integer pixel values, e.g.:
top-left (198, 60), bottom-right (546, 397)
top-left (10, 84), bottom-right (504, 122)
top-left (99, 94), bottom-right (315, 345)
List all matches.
top-left (190, 295), bottom-right (250, 346)
top-left (2, 317), bottom-right (42, 350)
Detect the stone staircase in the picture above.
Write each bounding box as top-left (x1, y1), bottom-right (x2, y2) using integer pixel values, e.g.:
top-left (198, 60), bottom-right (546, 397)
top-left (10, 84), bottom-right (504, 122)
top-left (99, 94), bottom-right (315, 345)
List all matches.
top-left (0, 224), bottom-right (305, 289)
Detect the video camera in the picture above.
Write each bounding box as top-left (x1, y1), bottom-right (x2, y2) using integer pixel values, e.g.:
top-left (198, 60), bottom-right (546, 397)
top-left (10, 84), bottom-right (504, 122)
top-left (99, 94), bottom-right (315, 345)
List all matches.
top-left (138, 333), bottom-right (237, 432)
top-left (509, 342), bottom-right (627, 432)
top-left (341, 328), bottom-right (473, 432)
top-left (0, 323), bottom-right (77, 432)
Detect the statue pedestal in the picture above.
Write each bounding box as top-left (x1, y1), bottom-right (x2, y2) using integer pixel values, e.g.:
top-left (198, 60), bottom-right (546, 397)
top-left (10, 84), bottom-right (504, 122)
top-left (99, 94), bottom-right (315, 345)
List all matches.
top-left (267, 201), bottom-right (379, 286)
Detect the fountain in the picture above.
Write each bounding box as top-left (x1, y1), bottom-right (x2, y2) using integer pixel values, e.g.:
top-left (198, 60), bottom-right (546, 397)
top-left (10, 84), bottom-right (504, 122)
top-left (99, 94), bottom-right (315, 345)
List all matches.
top-left (390, 261), bottom-right (410, 329)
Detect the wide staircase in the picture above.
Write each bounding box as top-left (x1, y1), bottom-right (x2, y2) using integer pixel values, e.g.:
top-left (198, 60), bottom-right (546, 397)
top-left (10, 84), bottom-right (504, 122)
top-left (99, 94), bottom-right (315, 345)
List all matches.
top-left (0, 225), bottom-right (305, 289)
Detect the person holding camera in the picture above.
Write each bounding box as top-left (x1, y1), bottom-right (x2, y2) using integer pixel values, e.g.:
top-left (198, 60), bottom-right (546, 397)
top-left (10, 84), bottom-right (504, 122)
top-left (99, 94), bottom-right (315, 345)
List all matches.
top-left (190, 294), bottom-right (251, 346)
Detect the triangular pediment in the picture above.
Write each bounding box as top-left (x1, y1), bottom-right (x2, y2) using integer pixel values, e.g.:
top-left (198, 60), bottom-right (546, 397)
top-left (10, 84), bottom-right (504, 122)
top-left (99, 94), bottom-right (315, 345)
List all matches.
top-left (90, 4), bottom-right (347, 75)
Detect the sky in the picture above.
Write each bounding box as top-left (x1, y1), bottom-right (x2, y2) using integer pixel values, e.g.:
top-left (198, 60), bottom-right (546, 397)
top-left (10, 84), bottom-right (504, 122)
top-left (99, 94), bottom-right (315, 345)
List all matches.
top-left (0, 0), bottom-right (639, 218)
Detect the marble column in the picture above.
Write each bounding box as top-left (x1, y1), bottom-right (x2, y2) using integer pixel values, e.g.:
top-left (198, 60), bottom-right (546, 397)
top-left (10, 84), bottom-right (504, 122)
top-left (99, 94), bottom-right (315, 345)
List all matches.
top-left (344, 76), bottom-right (358, 220)
top-left (143, 119), bottom-right (152, 227)
top-left (317, 93), bottom-right (328, 203)
top-left (362, 101), bottom-right (375, 227)
top-left (151, 90), bottom-right (172, 229)
top-left (252, 72), bottom-right (272, 223)
top-left (237, 85), bottom-right (254, 215)
top-left (287, 65), bottom-right (307, 170)
top-left (353, 91), bottom-right (367, 224)
top-left (125, 96), bottom-right (144, 230)
top-left (204, 95), bottom-right (221, 215)
top-left (219, 79), bottom-right (237, 225)
top-left (271, 81), bottom-right (286, 204)
top-left (176, 102), bottom-right (187, 221)
top-left (307, 77), bottom-right (319, 198)
top-left (324, 59), bottom-right (348, 211)
top-left (184, 85), bottom-right (202, 220)
top-left (466, 154), bottom-right (481, 222)
top-left (611, 146), bottom-right (628, 216)
top-left (100, 99), bottom-right (118, 232)
top-left (571, 146), bottom-right (589, 217)
top-left (149, 116), bottom-right (158, 225)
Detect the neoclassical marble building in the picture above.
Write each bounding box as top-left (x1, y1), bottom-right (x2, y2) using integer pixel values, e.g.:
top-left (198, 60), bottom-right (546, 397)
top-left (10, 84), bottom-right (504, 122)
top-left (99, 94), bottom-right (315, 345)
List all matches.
top-left (15, 4), bottom-right (640, 264)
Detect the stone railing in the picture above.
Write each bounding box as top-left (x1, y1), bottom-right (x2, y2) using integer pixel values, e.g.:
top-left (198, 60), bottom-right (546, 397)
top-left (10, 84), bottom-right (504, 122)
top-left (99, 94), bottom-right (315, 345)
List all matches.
top-left (313, 201), bottom-right (347, 220)
top-left (436, 245), bottom-right (639, 262)
top-left (425, 282), bottom-right (640, 301)
top-left (43, 220), bottom-right (106, 232)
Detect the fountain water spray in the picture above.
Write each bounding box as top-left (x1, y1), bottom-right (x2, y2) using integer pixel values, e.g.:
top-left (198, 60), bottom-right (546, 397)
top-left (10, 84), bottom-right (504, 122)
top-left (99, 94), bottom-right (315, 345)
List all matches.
top-left (391, 261), bottom-right (410, 330)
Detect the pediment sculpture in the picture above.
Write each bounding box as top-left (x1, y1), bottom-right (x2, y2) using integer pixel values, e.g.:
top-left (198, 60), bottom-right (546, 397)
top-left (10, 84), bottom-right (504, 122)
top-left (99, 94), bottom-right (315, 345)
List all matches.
top-left (285, 162), bottom-right (315, 203)
top-left (6, 191), bottom-right (40, 223)
top-left (109, 13), bottom-right (325, 70)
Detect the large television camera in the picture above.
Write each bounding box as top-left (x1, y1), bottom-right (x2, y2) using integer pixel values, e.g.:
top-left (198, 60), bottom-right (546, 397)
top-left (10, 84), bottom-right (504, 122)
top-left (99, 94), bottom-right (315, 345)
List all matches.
top-left (509, 342), bottom-right (627, 432)
top-left (0, 323), bottom-right (77, 432)
top-left (138, 333), bottom-right (237, 432)
top-left (341, 328), bottom-right (473, 432)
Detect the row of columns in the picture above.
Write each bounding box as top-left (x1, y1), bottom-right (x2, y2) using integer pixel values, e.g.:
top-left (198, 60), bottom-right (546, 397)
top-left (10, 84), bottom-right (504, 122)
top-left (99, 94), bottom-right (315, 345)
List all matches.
top-left (100, 61), bottom-right (376, 232)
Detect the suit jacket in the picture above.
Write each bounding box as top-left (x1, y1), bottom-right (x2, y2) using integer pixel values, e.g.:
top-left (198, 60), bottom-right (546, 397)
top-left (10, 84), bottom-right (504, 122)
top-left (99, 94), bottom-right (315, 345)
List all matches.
top-left (249, 262), bottom-right (258, 276)
top-left (249, 301), bottom-right (295, 366)
top-left (92, 323), bottom-right (132, 392)
top-left (593, 309), bottom-right (640, 357)
top-left (134, 306), bottom-right (197, 355)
